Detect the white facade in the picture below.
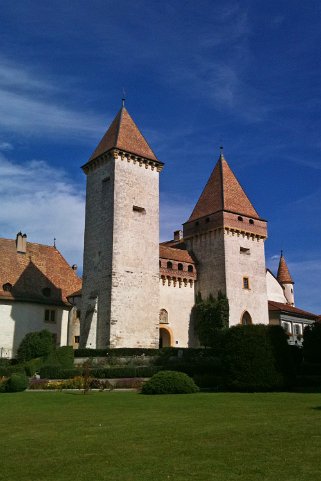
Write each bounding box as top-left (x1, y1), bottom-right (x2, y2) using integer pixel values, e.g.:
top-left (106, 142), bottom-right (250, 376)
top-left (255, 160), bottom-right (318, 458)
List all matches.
top-left (0, 301), bottom-right (69, 358)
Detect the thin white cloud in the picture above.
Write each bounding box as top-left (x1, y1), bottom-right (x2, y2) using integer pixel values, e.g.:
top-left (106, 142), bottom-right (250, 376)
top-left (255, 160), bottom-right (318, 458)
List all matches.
top-left (0, 154), bottom-right (85, 268)
top-left (0, 141), bottom-right (13, 151)
top-left (0, 57), bottom-right (106, 140)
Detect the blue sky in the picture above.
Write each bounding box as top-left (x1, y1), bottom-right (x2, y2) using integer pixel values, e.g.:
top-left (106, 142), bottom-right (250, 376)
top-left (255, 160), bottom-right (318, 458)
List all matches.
top-left (0, 1), bottom-right (321, 312)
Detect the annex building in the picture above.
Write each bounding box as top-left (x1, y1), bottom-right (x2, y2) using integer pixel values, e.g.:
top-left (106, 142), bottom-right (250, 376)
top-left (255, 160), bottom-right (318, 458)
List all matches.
top-left (0, 105), bottom-right (318, 357)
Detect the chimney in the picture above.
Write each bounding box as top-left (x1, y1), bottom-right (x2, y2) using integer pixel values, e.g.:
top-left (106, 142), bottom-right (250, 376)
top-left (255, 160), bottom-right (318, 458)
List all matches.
top-left (16, 232), bottom-right (27, 254)
top-left (174, 230), bottom-right (183, 241)
top-left (71, 264), bottom-right (78, 273)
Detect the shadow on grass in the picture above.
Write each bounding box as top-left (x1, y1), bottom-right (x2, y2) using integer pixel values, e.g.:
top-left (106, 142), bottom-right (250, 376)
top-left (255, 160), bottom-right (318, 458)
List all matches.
top-left (311, 406), bottom-right (321, 411)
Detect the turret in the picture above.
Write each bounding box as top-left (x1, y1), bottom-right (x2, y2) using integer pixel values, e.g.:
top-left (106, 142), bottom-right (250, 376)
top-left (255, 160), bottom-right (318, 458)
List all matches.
top-left (277, 251), bottom-right (295, 306)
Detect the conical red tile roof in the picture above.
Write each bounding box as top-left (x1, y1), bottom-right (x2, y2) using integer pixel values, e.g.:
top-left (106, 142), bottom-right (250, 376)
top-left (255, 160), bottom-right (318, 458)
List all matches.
top-left (89, 106), bottom-right (158, 162)
top-left (188, 153), bottom-right (259, 221)
top-left (277, 253), bottom-right (294, 284)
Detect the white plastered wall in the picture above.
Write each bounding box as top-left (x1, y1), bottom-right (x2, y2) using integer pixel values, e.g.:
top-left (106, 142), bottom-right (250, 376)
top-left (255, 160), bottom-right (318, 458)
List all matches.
top-left (159, 280), bottom-right (196, 347)
top-left (266, 270), bottom-right (287, 303)
top-left (0, 301), bottom-right (69, 358)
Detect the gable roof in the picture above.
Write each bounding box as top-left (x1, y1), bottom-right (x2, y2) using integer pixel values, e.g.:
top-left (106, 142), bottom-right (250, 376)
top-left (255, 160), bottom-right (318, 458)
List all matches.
top-left (88, 106), bottom-right (158, 162)
top-left (0, 238), bottom-right (82, 306)
top-left (277, 253), bottom-right (294, 284)
top-left (268, 300), bottom-right (317, 320)
top-left (188, 153), bottom-right (259, 222)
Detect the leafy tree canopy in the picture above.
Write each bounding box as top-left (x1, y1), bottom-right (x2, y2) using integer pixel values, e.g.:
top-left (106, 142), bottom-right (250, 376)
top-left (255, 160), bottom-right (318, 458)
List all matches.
top-left (17, 330), bottom-right (54, 362)
top-left (193, 291), bottom-right (229, 347)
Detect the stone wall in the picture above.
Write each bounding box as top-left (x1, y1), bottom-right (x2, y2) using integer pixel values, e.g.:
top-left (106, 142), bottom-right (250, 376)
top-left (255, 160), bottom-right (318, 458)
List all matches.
top-left (224, 230), bottom-right (269, 325)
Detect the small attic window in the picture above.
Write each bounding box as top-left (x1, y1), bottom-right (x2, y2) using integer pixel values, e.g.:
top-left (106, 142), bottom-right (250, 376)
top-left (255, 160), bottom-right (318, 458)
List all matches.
top-left (178, 263), bottom-right (183, 271)
top-left (42, 287), bottom-right (51, 297)
top-left (195, 221), bottom-right (199, 226)
top-left (249, 219), bottom-right (254, 225)
top-left (133, 205), bottom-right (146, 214)
top-left (167, 261), bottom-right (173, 269)
top-left (188, 265), bottom-right (194, 272)
top-left (238, 216), bottom-right (243, 222)
top-left (205, 217), bottom-right (210, 223)
top-left (3, 283), bottom-right (12, 292)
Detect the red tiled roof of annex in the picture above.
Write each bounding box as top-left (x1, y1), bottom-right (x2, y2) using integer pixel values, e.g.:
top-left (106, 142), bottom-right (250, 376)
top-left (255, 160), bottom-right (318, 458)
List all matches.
top-left (268, 300), bottom-right (317, 320)
top-left (159, 245), bottom-right (195, 264)
top-left (0, 238), bottom-right (82, 306)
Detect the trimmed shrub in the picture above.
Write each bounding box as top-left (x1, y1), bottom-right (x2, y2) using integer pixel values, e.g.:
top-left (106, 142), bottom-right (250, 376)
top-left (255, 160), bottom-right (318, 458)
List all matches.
top-left (222, 325), bottom-right (284, 391)
top-left (141, 371), bottom-right (199, 395)
top-left (74, 348), bottom-right (160, 358)
top-left (5, 373), bottom-right (28, 392)
top-left (267, 325), bottom-right (296, 387)
top-left (44, 346), bottom-right (74, 368)
top-left (39, 365), bottom-right (81, 379)
top-left (304, 324), bottom-right (321, 364)
top-left (17, 330), bottom-right (54, 362)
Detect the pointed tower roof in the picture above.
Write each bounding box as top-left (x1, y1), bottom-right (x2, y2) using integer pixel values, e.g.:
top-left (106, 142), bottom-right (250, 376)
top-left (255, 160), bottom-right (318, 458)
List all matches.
top-left (188, 152), bottom-right (259, 222)
top-left (88, 105), bottom-right (158, 162)
top-left (277, 252), bottom-right (294, 284)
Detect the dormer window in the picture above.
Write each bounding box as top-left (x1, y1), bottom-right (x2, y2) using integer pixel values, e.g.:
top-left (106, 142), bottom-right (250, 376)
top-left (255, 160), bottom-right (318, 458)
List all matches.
top-left (3, 283), bottom-right (12, 292)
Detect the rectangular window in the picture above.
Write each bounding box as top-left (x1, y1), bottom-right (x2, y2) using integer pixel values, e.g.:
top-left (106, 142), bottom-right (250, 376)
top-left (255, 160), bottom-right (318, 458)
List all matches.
top-left (44, 309), bottom-right (56, 323)
top-left (74, 336), bottom-right (80, 344)
top-left (243, 277), bottom-right (250, 289)
top-left (240, 247), bottom-right (250, 255)
top-left (133, 205), bottom-right (146, 214)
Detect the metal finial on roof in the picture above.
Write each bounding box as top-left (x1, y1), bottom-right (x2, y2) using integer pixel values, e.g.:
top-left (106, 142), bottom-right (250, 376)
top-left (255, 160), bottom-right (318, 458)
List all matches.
top-left (219, 145), bottom-right (225, 159)
top-left (53, 237), bottom-right (56, 248)
top-left (281, 249), bottom-right (283, 257)
top-left (122, 88), bottom-right (126, 107)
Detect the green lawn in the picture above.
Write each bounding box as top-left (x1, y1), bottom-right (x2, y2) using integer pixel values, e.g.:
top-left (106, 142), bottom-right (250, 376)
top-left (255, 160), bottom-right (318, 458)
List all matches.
top-left (0, 392), bottom-right (321, 481)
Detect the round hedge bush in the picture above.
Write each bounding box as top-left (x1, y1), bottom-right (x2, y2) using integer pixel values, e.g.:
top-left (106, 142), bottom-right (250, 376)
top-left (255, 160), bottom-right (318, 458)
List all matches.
top-left (5, 373), bottom-right (28, 392)
top-left (141, 370), bottom-right (199, 395)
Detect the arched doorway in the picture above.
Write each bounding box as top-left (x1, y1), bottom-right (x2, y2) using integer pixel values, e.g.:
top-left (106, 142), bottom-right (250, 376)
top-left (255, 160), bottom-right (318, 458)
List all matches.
top-left (241, 311), bottom-right (252, 325)
top-left (159, 327), bottom-right (172, 347)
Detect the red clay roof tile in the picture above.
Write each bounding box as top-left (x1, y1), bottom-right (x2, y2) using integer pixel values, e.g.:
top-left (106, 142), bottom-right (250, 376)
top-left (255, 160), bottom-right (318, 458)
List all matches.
top-left (0, 238), bottom-right (82, 305)
top-left (88, 107), bottom-right (158, 162)
top-left (188, 153), bottom-right (259, 222)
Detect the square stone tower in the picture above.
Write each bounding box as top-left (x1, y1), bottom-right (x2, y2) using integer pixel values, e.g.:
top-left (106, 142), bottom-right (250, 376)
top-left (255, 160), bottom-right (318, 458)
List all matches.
top-left (183, 151), bottom-right (269, 326)
top-left (80, 104), bottom-right (164, 348)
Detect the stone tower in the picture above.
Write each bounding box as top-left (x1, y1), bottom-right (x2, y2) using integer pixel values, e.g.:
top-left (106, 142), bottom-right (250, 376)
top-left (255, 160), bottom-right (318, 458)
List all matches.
top-left (277, 252), bottom-right (295, 306)
top-left (183, 151), bottom-right (269, 326)
top-left (80, 104), bottom-right (163, 348)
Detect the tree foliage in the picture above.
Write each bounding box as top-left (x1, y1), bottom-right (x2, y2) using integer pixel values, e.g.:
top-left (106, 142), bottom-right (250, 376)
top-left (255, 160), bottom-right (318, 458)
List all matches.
top-left (193, 291), bottom-right (229, 347)
top-left (17, 330), bottom-right (54, 362)
top-left (303, 323), bottom-right (321, 363)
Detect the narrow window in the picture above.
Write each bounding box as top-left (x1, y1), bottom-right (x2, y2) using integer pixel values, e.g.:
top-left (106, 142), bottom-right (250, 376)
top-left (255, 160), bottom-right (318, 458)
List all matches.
top-left (240, 247), bottom-right (250, 255)
top-left (167, 261), bottom-right (173, 269)
top-left (243, 277), bottom-right (250, 289)
top-left (188, 265), bottom-right (194, 272)
top-left (238, 216), bottom-right (243, 221)
top-left (249, 219), bottom-right (254, 225)
top-left (195, 221), bottom-right (199, 226)
top-left (241, 311), bottom-right (252, 325)
top-left (3, 283), bottom-right (12, 292)
top-left (159, 260), bottom-right (162, 267)
top-left (178, 263), bottom-right (183, 271)
top-left (74, 336), bottom-right (80, 344)
top-left (133, 205), bottom-right (146, 214)
top-left (44, 309), bottom-right (56, 323)
top-left (206, 217), bottom-right (210, 223)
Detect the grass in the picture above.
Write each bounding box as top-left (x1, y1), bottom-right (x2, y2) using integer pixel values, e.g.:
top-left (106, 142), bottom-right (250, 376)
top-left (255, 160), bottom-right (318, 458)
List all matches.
top-left (0, 392), bottom-right (321, 481)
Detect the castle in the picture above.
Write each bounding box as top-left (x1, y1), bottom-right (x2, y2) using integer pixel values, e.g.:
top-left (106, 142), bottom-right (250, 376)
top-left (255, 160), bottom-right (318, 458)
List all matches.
top-left (0, 104), bottom-right (318, 358)
top-left (79, 104), bottom-right (317, 349)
